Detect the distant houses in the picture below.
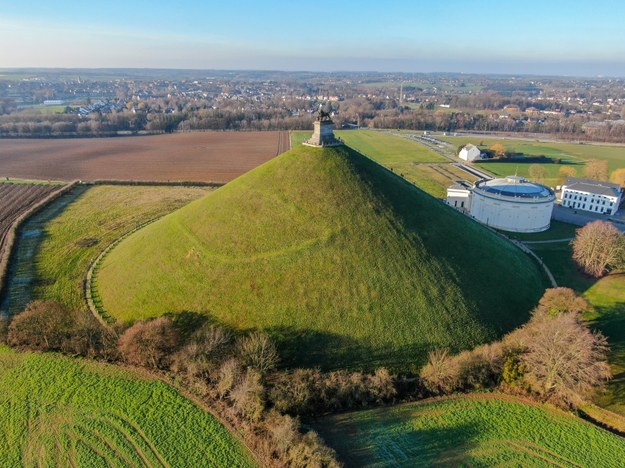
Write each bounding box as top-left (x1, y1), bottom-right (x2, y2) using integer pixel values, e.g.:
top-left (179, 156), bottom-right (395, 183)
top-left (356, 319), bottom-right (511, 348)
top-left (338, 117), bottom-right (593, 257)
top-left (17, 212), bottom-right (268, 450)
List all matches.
top-left (458, 144), bottom-right (483, 162)
top-left (560, 177), bottom-right (622, 215)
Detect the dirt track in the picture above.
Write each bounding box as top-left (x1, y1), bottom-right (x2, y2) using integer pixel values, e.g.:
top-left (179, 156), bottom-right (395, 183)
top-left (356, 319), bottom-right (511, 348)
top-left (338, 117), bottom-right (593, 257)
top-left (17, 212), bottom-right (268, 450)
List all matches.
top-left (0, 131), bottom-right (289, 183)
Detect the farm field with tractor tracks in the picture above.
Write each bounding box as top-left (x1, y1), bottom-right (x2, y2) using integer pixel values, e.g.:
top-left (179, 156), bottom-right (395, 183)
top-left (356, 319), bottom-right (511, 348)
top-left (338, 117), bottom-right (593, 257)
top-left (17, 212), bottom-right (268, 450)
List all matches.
top-left (0, 346), bottom-right (256, 467)
top-left (0, 131), bottom-right (289, 183)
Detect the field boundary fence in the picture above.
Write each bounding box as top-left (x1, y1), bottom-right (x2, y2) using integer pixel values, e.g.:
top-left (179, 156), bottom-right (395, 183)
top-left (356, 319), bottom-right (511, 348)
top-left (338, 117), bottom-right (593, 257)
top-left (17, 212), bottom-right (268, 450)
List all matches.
top-left (83, 179), bottom-right (226, 188)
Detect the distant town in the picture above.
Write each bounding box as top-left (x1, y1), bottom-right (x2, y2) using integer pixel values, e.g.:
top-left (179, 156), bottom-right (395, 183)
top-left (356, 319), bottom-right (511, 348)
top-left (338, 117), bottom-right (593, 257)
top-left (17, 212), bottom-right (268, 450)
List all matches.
top-left (1, 69), bottom-right (625, 141)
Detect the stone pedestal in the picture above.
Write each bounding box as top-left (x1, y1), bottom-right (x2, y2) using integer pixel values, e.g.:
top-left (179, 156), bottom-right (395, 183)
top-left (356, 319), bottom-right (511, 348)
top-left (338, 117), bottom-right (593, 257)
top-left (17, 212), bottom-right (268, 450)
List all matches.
top-left (304, 120), bottom-right (342, 147)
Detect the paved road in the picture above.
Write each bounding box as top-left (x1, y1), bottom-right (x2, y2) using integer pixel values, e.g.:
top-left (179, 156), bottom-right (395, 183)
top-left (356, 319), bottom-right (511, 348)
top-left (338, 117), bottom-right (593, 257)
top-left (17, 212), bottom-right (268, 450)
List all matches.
top-left (522, 238), bottom-right (574, 244)
top-left (552, 205), bottom-right (625, 232)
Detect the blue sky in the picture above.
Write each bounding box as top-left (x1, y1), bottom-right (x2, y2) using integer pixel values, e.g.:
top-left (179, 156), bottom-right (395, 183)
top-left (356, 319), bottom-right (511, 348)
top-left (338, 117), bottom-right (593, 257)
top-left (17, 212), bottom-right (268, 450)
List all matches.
top-left (1, 0), bottom-right (625, 76)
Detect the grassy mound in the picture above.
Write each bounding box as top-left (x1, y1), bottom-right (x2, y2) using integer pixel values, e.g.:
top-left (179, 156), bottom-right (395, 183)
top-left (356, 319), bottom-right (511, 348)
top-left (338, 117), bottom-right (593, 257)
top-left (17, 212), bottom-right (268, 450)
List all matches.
top-left (0, 347), bottom-right (254, 467)
top-left (313, 394), bottom-right (625, 466)
top-left (98, 144), bottom-right (545, 370)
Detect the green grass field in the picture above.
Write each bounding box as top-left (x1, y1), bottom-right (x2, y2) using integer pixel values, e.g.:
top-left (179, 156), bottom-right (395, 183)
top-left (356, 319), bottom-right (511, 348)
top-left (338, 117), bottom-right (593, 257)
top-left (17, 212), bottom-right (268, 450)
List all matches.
top-left (19, 104), bottom-right (69, 115)
top-left (502, 220), bottom-right (578, 241)
top-left (335, 130), bottom-right (448, 164)
top-left (292, 130), bottom-right (468, 197)
top-left (97, 144), bottom-right (545, 371)
top-left (0, 346), bottom-right (255, 467)
top-left (440, 135), bottom-right (625, 186)
top-left (13, 185), bottom-right (211, 313)
top-left (313, 394), bottom-right (625, 467)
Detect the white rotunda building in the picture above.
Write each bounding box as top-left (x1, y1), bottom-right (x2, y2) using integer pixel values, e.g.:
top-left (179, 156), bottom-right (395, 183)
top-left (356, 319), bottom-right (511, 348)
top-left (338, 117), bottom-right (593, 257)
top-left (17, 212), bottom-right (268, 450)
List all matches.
top-left (469, 176), bottom-right (555, 232)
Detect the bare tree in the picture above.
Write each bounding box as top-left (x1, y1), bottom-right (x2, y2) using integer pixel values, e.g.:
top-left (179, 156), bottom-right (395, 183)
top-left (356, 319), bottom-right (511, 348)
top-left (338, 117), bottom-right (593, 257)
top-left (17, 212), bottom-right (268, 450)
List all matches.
top-left (489, 143), bottom-right (506, 158)
top-left (230, 368), bottom-right (265, 422)
top-left (584, 159), bottom-right (609, 181)
top-left (238, 331), bottom-right (279, 374)
top-left (118, 317), bottom-right (179, 369)
top-left (558, 166), bottom-right (577, 184)
top-left (420, 349), bottom-right (460, 394)
top-left (265, 411), bottom-right (299, 456)
top-left (529, 164), bottom-right (548, 182)
top-left (533, 287), bottom-right (590, 317)
top-left (521, 313), bottom-right (610, 405)
top-left (611, 168), bottom-right (625, 187)
top-left (216, 358), bottom-right (242, 398)
top-left (571, 221), bottom-right (625, 277)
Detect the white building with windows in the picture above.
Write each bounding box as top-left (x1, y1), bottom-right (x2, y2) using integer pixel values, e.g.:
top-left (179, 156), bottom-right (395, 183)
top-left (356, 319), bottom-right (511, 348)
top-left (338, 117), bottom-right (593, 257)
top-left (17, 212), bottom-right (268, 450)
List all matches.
top-left (447, 181), bottom-right (472, 212)
top-left (560, 177), bottom-right (622, 215)
top-left (458, 144), bottom-right (483, 162)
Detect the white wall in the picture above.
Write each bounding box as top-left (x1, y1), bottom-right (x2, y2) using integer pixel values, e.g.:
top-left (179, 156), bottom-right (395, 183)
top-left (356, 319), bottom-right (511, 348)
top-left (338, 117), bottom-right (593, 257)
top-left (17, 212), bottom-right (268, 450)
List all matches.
top-left (470, 192), bottom-right (554, 232)
top-left (459, 146), bottom-right (481, 161)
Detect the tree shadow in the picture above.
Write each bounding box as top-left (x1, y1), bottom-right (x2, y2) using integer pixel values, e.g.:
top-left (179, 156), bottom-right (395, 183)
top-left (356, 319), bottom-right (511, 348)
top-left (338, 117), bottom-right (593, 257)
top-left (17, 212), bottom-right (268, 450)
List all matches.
top-left (587, 299), bottom-right (625, 407)
top-left (266, 325), bottom-right (429, 372)
top-left (314, 413), bottom-right (481, 467)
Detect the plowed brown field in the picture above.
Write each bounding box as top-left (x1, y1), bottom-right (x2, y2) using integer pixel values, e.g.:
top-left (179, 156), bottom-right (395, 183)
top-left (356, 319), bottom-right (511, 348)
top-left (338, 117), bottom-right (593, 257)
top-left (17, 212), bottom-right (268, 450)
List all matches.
top-left (0, 183), bottom-right (61, 268)
top-left (0, 131), bottom-right (289, 182)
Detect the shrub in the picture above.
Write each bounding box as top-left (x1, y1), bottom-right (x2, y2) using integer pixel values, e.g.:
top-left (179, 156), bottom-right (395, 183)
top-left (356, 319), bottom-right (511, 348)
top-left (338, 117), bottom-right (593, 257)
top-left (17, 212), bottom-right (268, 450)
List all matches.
top-left (0, 316), bottom-right (7, 345)
top-left (118, 317), bottom-right (179, 369)
top-left (269, 367), bottom-right (397, 416)
top-left (270, 368), bottom-right (322, 415)
top-left (502, 354), bottom-right (526, 386)
top-left (8, 301), bottom-right (75, 351)
top-left (455, 342), bottom-right (504, 389)
top-left (287, 430), bottom-right (340, 468)
top-left (368, 367), bottom-right (397, 402)
top-left (265, 411), bottom-right (299, 456)
top-left (533, 287), bottom-right (590, 317)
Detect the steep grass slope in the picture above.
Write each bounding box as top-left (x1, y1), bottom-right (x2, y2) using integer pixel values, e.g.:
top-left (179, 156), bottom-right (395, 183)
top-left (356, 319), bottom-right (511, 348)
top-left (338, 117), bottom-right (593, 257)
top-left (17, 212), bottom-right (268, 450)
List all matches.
top-left (98, 144), bottom-right (545, 370)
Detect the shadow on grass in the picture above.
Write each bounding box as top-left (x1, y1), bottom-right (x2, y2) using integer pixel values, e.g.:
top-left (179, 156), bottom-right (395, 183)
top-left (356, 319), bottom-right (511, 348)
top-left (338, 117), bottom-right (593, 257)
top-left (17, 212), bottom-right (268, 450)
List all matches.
top-left (314, 413), bottom-right (480, 467)
top-left (268, 325), bottom-right (429, 373)
top-left (587, 299), bottom-right (625, 412)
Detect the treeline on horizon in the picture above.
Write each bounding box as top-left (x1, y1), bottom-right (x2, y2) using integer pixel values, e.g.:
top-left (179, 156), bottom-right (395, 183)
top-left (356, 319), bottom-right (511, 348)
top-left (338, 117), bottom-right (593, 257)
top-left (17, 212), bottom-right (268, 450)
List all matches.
top-left (2, 95), bottom-right (625, 141)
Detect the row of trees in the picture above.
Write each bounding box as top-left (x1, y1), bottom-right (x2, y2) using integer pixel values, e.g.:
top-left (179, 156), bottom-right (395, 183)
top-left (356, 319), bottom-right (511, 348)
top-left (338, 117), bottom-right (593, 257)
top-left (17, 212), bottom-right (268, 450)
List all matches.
top-left (3, 96), bottom-right (625, 142)
top-left (2, 301), bottom-right (403, 467)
